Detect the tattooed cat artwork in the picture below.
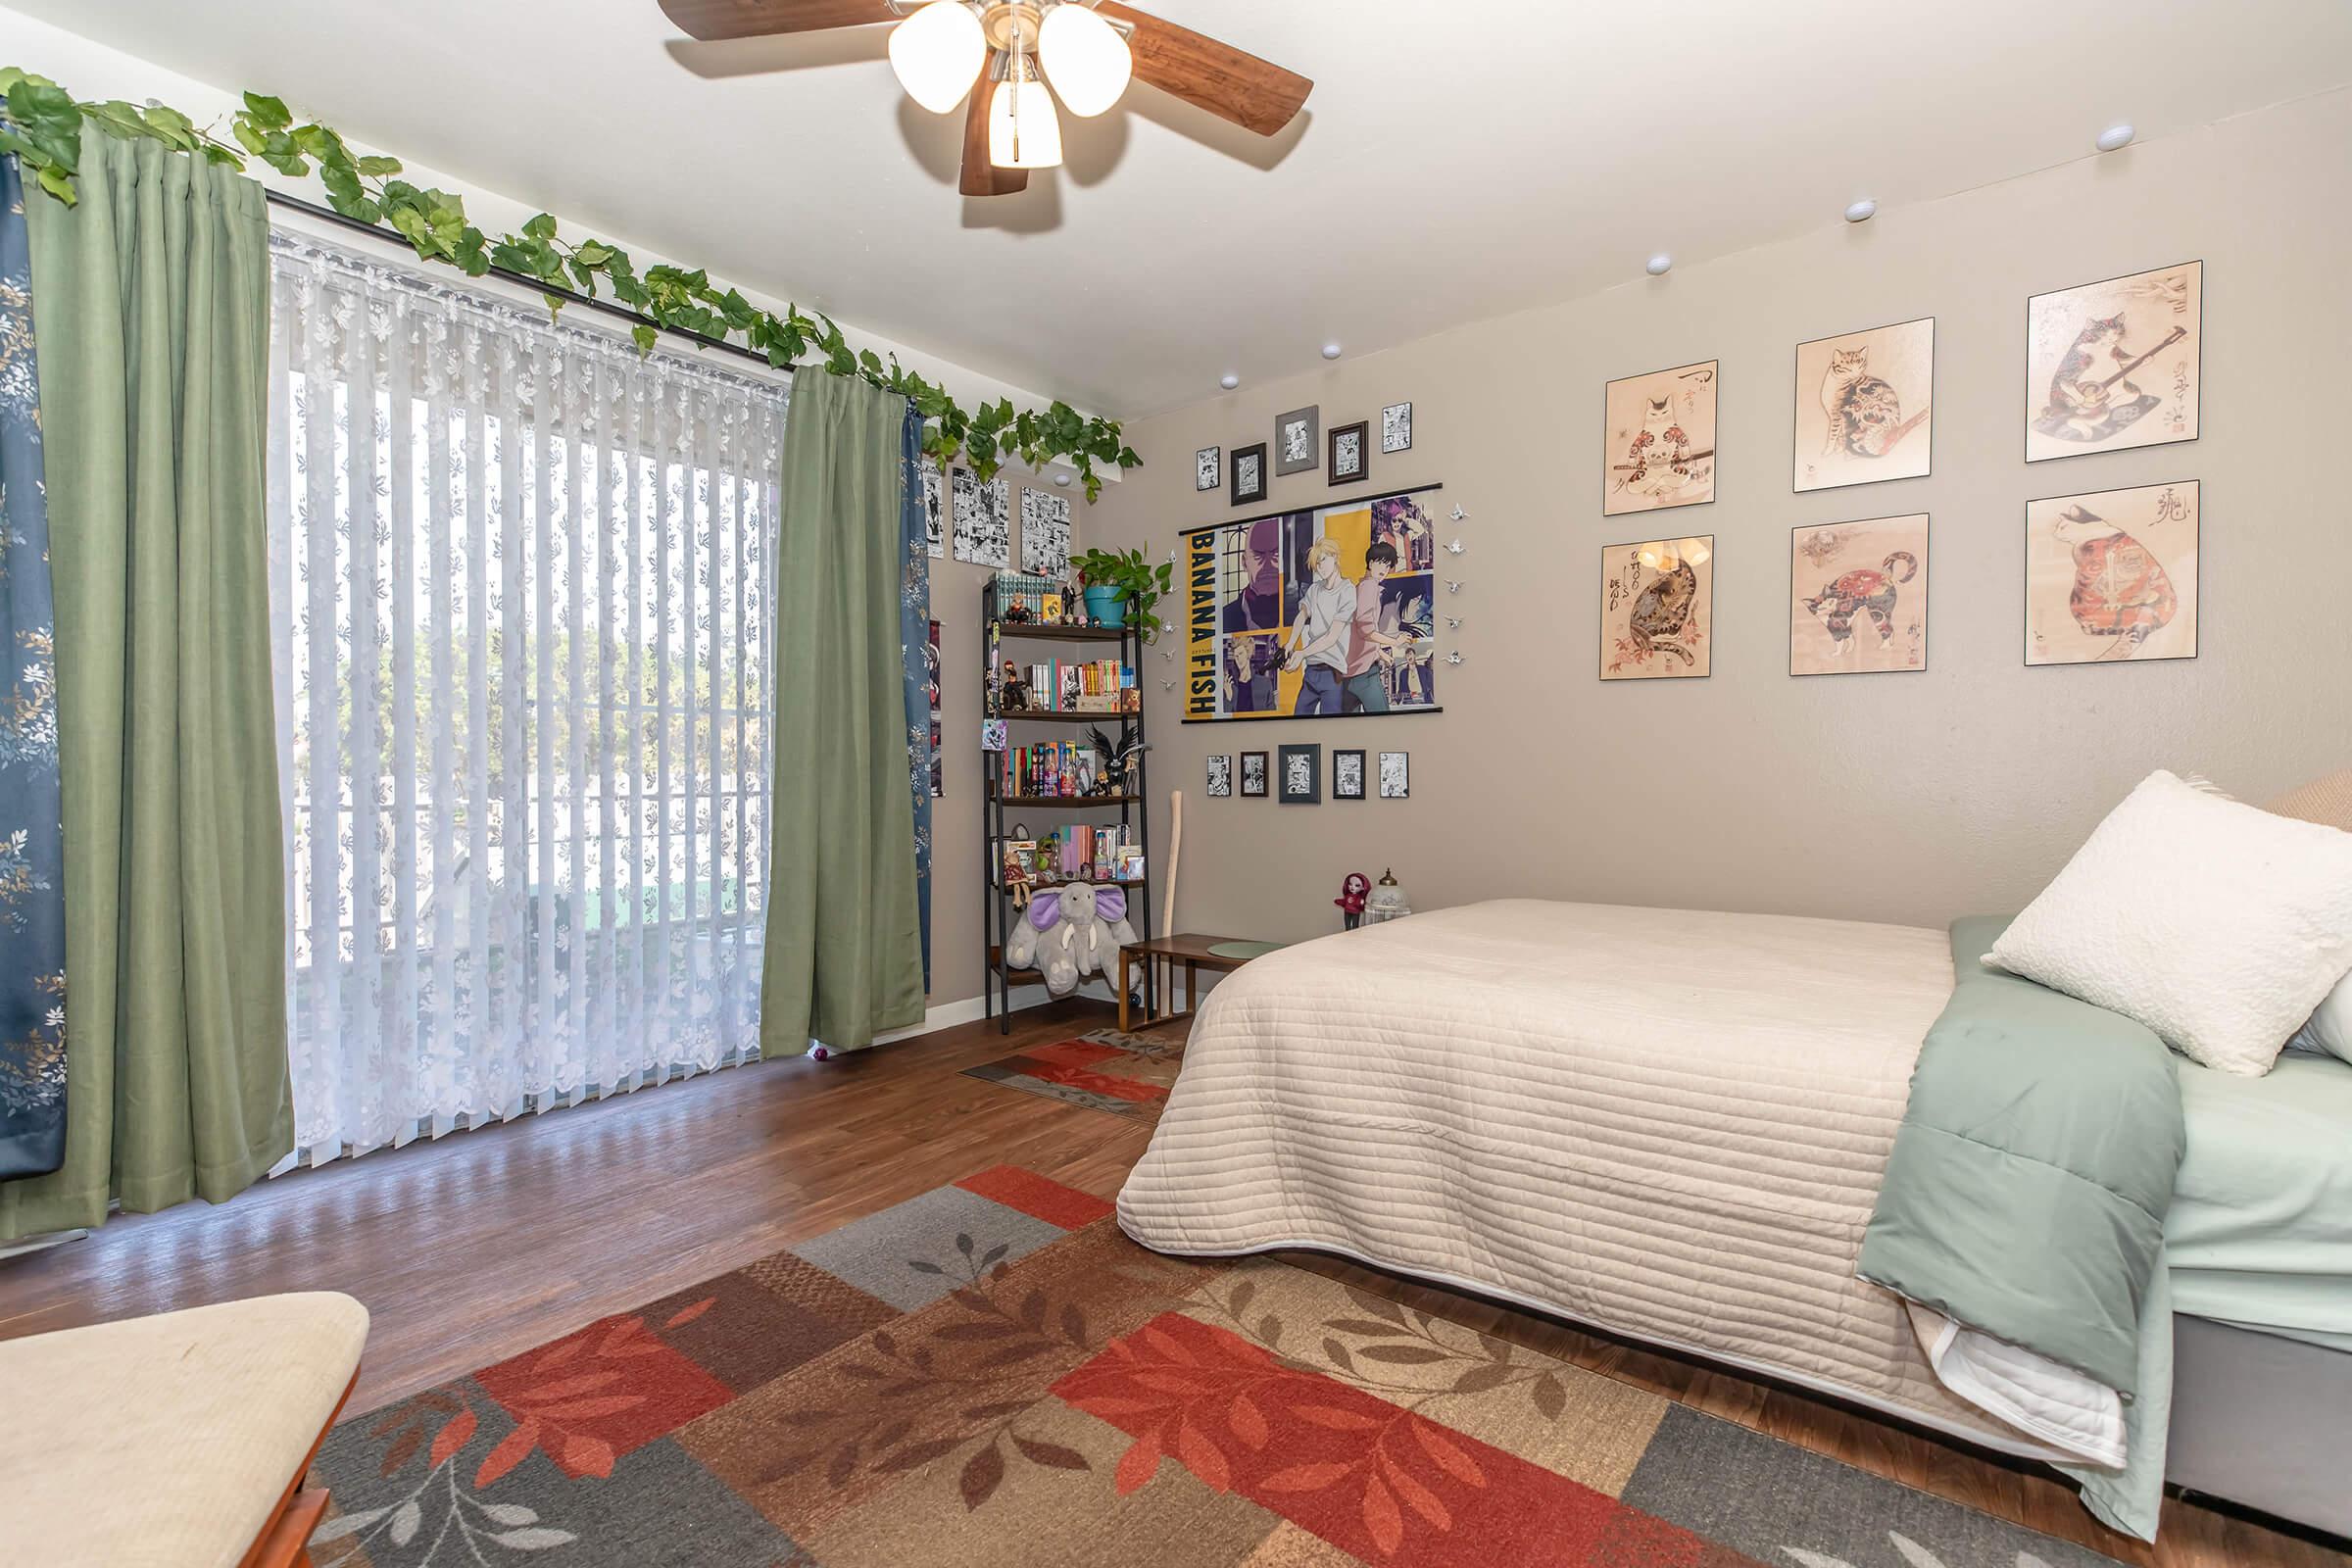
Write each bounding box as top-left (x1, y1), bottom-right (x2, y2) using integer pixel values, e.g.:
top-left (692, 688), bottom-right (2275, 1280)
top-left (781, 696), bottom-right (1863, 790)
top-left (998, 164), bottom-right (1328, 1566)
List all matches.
top-left (1804, 552), bottom-right (1919, 653)
top-left (1622, 395), bottom-right (1696, 502)
top-left (1819, 344), bottom-right (1928, 460)
top-left (2034, 314), bottom-right (2167, 445)
top-left (2052, 505), bottom-right (2176, 660)
top-left (1628, 558), bottom-right (1700, 666)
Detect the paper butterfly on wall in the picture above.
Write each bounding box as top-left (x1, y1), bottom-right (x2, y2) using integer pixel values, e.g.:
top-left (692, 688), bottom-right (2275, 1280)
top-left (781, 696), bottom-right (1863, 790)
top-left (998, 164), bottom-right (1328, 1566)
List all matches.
top-left (1446, 580), bottom-right (1463, 594)
top-left (1445, 538), bottom-right (1466, 555)
top-left (1445, 616), bottom-right (1462, 630)
top-left (1450, 506), bottom-right (1469, 522)
top-left (1446, 651), bottom-right (1466, 665)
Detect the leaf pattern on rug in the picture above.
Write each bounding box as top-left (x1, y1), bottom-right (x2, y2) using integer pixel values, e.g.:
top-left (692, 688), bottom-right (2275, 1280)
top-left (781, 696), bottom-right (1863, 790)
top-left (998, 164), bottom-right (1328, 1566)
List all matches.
top-left (316, 1389), bottom-right (580, 1566)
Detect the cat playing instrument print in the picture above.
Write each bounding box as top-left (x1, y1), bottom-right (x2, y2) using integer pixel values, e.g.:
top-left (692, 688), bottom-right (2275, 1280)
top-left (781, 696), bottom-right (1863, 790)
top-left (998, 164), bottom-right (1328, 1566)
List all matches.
top-left (2025, 482), bottom-right (2199, 665)
top-left (2026, 263), bottom-right (2202, 464)
top-left (1789, 515), bottom-right (1930, 676)
top-left (1602, 362), bottom-right (1718, 516)
top-left (1793, 319), bottom-right (1935, 493)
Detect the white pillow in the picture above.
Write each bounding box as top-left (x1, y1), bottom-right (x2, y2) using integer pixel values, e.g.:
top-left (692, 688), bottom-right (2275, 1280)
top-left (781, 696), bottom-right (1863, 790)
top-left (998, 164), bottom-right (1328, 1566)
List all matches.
top-left (1988, 770), bottom-right (2352, 1076)
top-left (2294, 975), bottom-right (2352, 1065)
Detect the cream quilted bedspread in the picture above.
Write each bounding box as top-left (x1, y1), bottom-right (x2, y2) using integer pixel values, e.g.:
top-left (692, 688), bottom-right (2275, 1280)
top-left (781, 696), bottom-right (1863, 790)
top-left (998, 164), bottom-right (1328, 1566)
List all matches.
top-left (1117, 899), bottom-right (2060, 1459)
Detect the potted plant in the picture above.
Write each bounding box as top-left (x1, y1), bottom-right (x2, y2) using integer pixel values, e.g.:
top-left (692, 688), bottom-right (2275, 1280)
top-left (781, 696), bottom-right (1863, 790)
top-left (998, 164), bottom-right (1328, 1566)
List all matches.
top-left (1071, 546), bottom-right (1175, 638)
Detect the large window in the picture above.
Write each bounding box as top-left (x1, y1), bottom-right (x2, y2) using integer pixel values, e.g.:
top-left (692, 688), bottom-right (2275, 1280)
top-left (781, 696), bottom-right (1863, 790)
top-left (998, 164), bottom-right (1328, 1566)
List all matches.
top-left (267, 229), bottom-right (786, 1162)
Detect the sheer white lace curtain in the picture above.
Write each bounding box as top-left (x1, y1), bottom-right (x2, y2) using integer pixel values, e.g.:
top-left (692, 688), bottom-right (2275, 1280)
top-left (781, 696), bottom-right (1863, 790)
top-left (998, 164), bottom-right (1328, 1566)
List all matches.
top-left (267, 229), bottom-right (787, 1164)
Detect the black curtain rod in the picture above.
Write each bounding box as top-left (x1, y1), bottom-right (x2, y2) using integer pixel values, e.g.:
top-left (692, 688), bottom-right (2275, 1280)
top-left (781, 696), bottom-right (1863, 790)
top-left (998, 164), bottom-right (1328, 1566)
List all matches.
top-left (265, 189), bottom-right (790, 376)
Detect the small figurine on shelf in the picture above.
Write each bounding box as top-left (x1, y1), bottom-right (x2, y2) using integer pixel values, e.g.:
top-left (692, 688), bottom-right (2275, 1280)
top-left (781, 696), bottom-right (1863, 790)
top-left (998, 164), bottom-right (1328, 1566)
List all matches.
top-left (1000, 661), bottom-right (1029, 713)
top-left (1002, 599), bottom-right (1033, 624)
top-left (1004, 858), bottom-right (1034, 910)
top-left (1335, 871), bottom-right (1371, 930)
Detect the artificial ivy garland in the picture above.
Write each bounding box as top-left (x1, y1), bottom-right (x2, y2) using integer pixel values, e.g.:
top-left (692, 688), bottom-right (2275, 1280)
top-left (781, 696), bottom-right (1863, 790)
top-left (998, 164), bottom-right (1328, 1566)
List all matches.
top-left (0, 68), bottom-right (1140, 498)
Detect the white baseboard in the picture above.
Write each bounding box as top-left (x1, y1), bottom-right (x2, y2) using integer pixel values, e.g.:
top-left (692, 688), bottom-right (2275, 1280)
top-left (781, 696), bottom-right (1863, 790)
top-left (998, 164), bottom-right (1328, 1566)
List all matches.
top-left (883, 973), bottom-right (1126, 1044)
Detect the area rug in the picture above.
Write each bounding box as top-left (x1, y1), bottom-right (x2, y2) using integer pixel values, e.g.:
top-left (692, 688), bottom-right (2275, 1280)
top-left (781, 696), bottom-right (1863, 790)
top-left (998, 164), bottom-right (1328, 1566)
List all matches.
top-left (308, 1167), bottom-right (2125, 1568)
top-left (960, 1028), bottom-right (1181, 1118)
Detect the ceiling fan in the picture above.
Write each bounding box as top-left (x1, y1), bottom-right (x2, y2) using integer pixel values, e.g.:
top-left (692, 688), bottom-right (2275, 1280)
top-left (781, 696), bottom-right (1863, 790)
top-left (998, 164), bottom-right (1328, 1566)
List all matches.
top-left (657, 0), bottom-right (1313, 197)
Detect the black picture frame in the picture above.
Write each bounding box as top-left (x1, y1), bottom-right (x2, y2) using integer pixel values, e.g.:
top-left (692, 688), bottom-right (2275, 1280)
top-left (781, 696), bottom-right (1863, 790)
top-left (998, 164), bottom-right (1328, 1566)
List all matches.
top-left (1333, 749), bottom-right (1367, 800)
top-left (1329, 421), bottom-right (1370, 486)
top-left (1196, 446), bottom-right (1221, 492)
top-left (1206, 754), bottom-right (1233, 797)
top-left (1382, 402), bottom-right (1413, 454)
top-left (1231, 443), bottom-right (1268, 508)
top-left (1240, 751), bottom-right (1270, 797)
top-left (1378, 751), bottom-right (1409, 799)
top-left (1278, 744), bottom-right (1322, 805)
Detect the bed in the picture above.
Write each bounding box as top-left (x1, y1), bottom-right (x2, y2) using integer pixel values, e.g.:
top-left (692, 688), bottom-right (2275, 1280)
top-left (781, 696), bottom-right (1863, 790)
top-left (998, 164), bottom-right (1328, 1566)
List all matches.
top-left (1115, 899), bottom-right (2352, 1542)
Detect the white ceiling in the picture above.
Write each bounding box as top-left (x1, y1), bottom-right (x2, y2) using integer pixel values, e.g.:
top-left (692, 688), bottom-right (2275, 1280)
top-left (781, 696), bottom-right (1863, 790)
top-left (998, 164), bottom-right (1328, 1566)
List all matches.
top-left (15, 0), bottom-right (2352, 416)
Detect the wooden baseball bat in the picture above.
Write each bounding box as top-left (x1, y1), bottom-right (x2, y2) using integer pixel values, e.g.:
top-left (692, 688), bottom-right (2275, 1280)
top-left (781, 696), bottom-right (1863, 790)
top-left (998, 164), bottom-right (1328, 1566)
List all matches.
top-left (1161, 788), bottom-right (1183, 939)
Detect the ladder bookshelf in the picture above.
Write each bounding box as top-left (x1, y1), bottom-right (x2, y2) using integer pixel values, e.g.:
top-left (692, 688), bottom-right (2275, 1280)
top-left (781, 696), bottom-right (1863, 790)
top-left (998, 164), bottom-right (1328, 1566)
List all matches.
top-left (980, 578), bottom-right (1151, 1033)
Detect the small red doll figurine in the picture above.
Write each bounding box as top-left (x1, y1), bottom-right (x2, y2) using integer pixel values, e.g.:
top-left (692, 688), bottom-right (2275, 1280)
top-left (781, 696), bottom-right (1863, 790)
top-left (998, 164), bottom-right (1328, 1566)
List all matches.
top-left (1336, 871), bottom-right (1371, 931)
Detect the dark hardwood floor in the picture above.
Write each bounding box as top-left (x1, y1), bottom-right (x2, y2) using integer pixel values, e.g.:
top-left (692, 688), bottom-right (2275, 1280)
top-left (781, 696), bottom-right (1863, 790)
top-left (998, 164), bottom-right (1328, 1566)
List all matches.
top-left (0, 1000), bottom-right (2339, 1568)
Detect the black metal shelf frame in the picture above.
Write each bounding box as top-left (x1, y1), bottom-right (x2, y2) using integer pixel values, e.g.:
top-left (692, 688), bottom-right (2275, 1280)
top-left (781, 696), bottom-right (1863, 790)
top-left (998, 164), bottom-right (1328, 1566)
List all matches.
top-left (980, 586), bottom-right (1151, 1032)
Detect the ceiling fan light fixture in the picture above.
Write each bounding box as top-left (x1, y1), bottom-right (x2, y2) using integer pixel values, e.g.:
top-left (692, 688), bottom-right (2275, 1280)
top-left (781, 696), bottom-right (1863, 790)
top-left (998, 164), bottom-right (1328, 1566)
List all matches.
top-left (1038, 2), bottom-right (1133, 118)
top-left (890, 0), bottom-right (988, 115)
top-left (989, 55), bottom-right (1064, 169)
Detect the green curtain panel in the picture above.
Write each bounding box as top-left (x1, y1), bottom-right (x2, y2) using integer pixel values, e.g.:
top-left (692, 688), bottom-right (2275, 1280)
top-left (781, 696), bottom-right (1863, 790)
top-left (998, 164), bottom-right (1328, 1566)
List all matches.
top-left (761, 373), bottom-right (926, 1058)
top-left (0, 133), bottom-right (289, 1240)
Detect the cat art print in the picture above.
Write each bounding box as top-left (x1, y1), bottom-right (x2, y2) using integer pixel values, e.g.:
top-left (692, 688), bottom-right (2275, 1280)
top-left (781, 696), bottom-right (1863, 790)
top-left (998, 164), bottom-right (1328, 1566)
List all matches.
top-left (1789, 514), bottom-right (1930, 676)
top-left (1603, 361), bottom-right (1718, 515)
top-left (2026, 482), bottom-right (2198, 665)
top-left (1600, 536), bottom-right (1714, 680)
top-left (2026, 262), bottom-right (2201, 464)
top-left (1792, 318), bottom-right (1934, 492)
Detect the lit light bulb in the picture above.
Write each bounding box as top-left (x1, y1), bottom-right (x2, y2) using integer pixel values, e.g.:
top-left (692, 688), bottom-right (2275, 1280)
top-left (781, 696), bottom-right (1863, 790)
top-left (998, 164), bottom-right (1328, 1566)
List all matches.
top-left (1638, 541), bottom-right (1680, 572)
top-left (890, 1), bottom-right (987, 115)
top-left (1039, 2), bottom-right (1133, 118)
top-left (1679, 537), bottom-right (1712, 567)
top-left (989, 56), bottom-right (1064, 169)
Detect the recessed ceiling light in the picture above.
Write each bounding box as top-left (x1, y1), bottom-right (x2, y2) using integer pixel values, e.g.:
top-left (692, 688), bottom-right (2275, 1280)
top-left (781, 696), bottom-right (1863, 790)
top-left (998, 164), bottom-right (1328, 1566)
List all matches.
top-left (1220, 372), bottom-right (1241, 390)
top-left (1844, 199), bottom-right (1877, 223)
top-left (2096, 122), bottom-right (2135, 153)
top-left (1052, 472), bottom-right (1072, 488)
top-left (1322, 343), bottom-right (1344, 360)
top-left (1644, 253), bottom-right (1673, 276)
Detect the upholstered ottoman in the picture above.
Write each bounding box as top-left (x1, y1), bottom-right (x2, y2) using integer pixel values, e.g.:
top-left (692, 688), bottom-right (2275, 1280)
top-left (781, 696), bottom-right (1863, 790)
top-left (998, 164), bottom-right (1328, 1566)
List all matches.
top-left (0, 1292), bottom-right (368, 1567)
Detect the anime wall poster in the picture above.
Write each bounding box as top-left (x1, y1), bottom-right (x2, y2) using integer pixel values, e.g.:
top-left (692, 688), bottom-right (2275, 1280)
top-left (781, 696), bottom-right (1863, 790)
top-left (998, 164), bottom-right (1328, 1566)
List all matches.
top-left (2026, 262), bottom-right (2201, 464)
top-left (2025, 482), bottom-right (2199, 666)
top-left (926, 619), bottom-right (944, 797)
top-left (1182, 486), bottom-right (1443, 722)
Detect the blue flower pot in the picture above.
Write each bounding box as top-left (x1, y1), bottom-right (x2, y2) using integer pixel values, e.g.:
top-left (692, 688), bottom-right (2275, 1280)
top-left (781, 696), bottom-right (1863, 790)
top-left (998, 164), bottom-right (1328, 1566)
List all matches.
top-left (1082, 585), bottom-right (1128, 626)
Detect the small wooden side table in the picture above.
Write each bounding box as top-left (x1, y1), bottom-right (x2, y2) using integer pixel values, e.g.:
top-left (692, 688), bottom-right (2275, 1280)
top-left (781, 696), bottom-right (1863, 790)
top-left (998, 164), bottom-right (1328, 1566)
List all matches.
top-left (1118, 933), bottom-right (1277, 1032)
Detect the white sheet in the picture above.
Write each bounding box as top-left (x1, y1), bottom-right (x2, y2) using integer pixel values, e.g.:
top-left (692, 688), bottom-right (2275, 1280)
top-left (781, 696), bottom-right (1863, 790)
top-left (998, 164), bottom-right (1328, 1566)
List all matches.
top-left (1119, 901), bottom-right (2119, 1471)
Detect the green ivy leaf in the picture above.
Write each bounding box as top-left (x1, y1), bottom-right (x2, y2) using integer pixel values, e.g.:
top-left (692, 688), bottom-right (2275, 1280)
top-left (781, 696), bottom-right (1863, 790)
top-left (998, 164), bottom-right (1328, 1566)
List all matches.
top-left (522, 211), bottom-right (558, 242)
top-left (632, 323), bottom-right (659, 354)
top-left (355, 154), bottom-right (401, 176)
top-left (241, 90), bottom-right (293, 129)
top-left (32, 161), bottom-right (75, 206)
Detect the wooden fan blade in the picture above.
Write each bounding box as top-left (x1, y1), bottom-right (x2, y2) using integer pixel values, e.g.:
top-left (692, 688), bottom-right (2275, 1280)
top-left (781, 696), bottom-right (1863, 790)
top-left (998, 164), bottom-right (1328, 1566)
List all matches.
top-left (1095, 2), bottom-right (1311, 137)
top-left (960, 55), bottom-right (1030, 197)
top-left (658, 0), bottom-right (897, 42)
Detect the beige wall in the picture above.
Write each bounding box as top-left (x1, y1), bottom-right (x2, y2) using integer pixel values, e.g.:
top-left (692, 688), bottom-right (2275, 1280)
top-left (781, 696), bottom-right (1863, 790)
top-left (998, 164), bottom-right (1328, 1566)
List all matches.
top-left (1086, 90), bottom-right (2352, 951)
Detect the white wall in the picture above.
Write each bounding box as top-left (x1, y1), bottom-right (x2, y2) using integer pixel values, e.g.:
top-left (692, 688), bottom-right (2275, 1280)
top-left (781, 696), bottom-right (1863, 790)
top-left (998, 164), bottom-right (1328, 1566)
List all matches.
top-left (1091, 88), bottom-right (2352, 950)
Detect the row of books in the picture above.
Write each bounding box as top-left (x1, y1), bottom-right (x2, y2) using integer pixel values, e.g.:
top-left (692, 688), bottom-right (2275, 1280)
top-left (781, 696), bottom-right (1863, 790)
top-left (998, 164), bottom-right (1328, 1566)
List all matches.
top-left (1004, 658), bottom-right (1137, 714)
top-left (992, 570), bottom-right (1061, 623)
top-left (1003, 825), bottom-right (1144, 889)
top-left (996, 741), bottom-right (1112, 799)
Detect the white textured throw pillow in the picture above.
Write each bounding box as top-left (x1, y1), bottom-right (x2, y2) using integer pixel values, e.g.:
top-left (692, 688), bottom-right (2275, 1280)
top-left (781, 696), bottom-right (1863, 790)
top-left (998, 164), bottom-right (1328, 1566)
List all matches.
top-left (1989, 770), bottom-right (2352, 1076)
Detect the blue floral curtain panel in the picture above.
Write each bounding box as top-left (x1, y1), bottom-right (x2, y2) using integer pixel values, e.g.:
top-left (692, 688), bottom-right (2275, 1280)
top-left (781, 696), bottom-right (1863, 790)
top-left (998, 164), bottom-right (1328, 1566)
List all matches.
top-left (0, 157), bottom-right (68, 1182)
top-left (900, 404), bottom-right (934, 992)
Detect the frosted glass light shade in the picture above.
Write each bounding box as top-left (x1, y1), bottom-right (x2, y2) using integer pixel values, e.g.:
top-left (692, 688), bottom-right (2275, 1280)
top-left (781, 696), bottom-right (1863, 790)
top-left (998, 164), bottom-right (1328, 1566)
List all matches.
top-left (890, 1), bottom-right (987, 115)
top-left (989, 63), bottom-right (1064, 169)
top-left (1039, 3), bottom-right (1133, 118)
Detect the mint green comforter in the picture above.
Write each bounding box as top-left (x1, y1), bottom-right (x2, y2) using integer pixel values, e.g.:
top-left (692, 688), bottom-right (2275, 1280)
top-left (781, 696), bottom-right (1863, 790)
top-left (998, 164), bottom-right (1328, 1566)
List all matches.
top-left (1859, 917), bottom-right (2186, 1396)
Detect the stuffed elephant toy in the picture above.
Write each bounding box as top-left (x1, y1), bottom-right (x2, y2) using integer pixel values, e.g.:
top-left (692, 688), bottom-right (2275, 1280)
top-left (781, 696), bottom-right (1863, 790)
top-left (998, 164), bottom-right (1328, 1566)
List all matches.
top-left (1006, 883), bottom-right (1138, 998)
